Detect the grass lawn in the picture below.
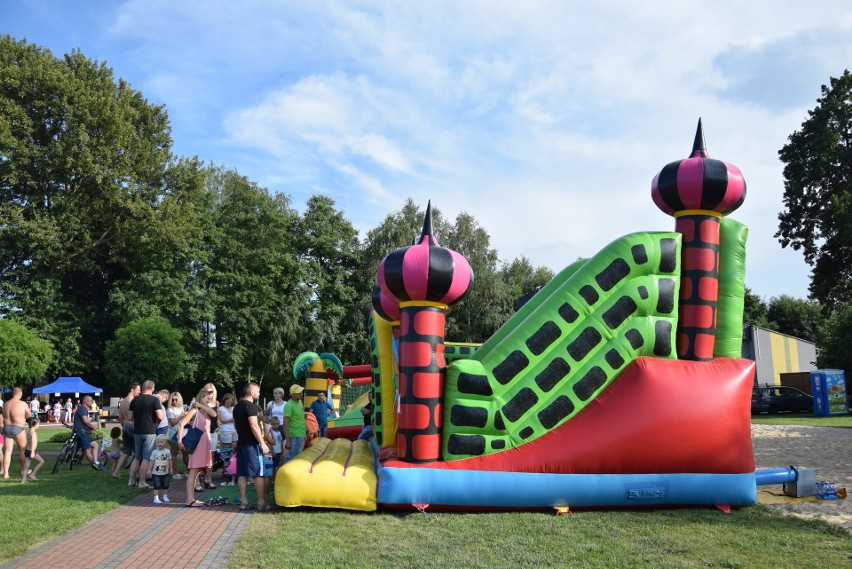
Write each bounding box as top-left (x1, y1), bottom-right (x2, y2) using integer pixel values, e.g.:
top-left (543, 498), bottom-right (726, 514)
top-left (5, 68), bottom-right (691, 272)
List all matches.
top-left (3, 415), bottom-right (852, 567)
top-left (751, 413), bottom-right (852, 428)
top-left (0, 447), bottom-right (144, 563)
top-left (225, 506), bottom-right (852, 568)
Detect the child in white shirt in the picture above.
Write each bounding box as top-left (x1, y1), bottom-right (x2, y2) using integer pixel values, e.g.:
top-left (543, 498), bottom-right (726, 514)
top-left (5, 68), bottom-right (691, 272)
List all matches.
top-left (147, 435), bottom-right (172, 504)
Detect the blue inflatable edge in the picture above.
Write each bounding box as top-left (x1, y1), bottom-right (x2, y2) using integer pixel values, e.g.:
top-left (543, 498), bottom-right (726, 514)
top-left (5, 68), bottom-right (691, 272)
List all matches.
top-left (378, 466), bottom-right (757, 508)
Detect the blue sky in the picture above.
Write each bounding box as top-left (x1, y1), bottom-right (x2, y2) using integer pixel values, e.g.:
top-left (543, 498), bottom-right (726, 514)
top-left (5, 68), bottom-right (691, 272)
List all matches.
top-left (6, 1), bottom-right (852, 301)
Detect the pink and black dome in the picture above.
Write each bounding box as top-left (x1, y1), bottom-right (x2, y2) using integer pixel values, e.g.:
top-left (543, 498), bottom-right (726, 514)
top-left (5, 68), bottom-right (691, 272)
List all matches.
top-left (651, 119), bottom-right (746, 216)
top-left (372, 283), bottom-right (401, 322)
top-left (377, 202), bottom-right (473, 305)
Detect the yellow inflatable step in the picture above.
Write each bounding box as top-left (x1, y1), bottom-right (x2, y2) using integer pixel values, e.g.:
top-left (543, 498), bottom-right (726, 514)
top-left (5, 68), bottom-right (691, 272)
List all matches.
top-left (274, 438), bottom-right (377, 511)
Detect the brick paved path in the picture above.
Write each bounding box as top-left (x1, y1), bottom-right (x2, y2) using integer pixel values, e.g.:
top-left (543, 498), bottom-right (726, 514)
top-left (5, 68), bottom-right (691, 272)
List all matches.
top-left (1, 481), bottom-right (253, 569)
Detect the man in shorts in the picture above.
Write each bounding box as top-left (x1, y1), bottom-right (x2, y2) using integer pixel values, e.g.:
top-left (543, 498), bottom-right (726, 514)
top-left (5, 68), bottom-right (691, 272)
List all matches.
top-left (112, 382), bottom-right (140, 478)
top-left (128, 380), bottom-right (164, 489)
top-left (73, 395), bottom-right (105, 470)
top-left (233, 382), bottom-right (269, 510)
top-left (2, 387), bottom-right (31, 479)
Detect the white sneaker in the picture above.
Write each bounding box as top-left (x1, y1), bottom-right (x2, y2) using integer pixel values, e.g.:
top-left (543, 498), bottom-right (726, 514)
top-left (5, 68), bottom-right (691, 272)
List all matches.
top-left (172, 473), bottom-right (183, 480)
top-left (162, 495), bottom-right (170, 502)
top-left (153, 497), bottom-right (162, 504)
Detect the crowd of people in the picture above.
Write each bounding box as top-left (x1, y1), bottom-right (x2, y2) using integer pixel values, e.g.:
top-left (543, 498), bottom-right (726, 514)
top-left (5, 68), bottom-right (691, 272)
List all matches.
top-left (2, 380), bottom-right (373, 510)
top-left (106, 380), bottom-right (362, 510)
top-left (1, 388), bottom-right (107, 480)
top-left (16, 395), bottom-right (85, 425)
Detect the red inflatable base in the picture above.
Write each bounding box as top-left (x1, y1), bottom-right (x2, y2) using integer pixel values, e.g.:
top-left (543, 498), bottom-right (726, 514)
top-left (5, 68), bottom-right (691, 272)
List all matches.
top-left (384, 357), bottom-right (756, 475)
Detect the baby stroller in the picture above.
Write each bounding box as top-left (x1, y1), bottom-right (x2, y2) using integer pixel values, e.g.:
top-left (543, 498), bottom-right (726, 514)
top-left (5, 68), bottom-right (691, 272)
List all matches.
top-left (212, 447), bottom-right (233, 473)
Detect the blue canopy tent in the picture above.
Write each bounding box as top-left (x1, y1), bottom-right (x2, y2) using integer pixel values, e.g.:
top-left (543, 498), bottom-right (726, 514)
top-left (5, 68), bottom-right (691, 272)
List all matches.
top-left (33, 377), bottom-right (103, 395)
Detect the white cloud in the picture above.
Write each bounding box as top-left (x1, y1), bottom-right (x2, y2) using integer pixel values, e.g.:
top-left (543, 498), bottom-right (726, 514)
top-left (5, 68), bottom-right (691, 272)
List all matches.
top-left (11, 0), bottom-right (852, 300)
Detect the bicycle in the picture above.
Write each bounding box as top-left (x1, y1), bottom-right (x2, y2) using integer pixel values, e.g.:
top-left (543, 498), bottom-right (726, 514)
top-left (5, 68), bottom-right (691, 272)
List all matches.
top-left (95, 434), bottom-right (111, 469)
top-left (53, 425), bottom-right (83, 474)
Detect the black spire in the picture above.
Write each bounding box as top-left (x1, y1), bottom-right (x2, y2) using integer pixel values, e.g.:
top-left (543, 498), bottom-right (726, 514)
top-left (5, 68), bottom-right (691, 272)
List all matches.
top-left (691, 118), bottom-right (707, 158)
top-left (419, 200), bottom-right (438, 246)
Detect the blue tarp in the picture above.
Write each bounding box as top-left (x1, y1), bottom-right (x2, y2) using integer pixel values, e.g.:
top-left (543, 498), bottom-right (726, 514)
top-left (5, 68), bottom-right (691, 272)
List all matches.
top-left (33, 377), bottom-right (102, 394)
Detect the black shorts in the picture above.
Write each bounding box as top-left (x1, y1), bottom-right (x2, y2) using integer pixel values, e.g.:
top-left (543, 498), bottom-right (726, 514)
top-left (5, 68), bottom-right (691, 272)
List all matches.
top-left (121, 424), bottom-right (134, 455)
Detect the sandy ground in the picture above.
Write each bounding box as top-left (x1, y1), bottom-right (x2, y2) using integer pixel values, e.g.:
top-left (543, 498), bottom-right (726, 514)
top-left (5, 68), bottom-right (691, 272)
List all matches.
top-left (751, 424), bottom-right (852, 532)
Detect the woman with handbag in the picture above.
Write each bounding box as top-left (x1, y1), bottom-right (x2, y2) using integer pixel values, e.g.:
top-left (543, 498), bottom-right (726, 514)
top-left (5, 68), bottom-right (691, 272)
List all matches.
top-left (178, 383), bottom-right (217, 507)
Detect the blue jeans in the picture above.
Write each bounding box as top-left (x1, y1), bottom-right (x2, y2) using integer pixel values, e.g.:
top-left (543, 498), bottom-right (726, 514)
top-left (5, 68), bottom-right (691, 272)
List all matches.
top-left (285, 437), bottom-right (305, 462)
top-left (357, 425), bottom-right (372, 441)
top-left (134, 434), bottom-right (157, 461)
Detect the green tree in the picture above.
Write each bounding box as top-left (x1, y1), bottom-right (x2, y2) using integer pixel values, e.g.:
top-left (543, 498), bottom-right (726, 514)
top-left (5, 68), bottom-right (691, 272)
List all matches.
top-left (766, 295), bottom-right (824, 342)
top-left (816, 303), bottom-right (852, 372)
top-left (501, 256), bottom-right (555, 310)
top-left (0, 36), bottom-right (203, 381)
top-left (203, 168), bottom-right (308, 388)
top-left (107, 158), bottom-right (212, 385)
top-left (102, 317), bottom-right (184, 389)
top-left (443, 212), bottom-right (513, 343)
top-left (297, 195), bottom-right (369, 363)
top-left (0, 319), bottom-right (53, 388)
top-left (777, 70), bottom-right (852, 308)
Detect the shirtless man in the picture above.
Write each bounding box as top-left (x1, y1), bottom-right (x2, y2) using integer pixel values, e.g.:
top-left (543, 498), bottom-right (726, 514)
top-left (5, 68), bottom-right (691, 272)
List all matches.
top-left (112, 382), bottom-right (141, 478)
top-left (3, 387), bottom-right (31, 479)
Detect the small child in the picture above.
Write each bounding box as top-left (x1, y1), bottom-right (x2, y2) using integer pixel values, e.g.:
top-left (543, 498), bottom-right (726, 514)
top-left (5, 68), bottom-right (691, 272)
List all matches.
top-left (107, 426), bottom-right (122, 475)
top-left (147, 434), bottom-right (172, 504)
top-left (263, 417), bottom-right (281, 501)
top-left (22, 417), bottom-right (44, 483)
top-left (268, 416), bottom-right (283, 472)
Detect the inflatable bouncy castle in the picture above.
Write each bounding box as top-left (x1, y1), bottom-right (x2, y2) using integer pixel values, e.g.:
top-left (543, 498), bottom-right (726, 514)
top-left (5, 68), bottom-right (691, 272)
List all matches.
top-left (276, 119), bottom-right (757, 512)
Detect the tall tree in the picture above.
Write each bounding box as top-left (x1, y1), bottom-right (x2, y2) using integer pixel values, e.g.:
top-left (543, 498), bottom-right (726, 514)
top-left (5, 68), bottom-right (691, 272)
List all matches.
top-left (296, 195), bottom-right (368, 363)
top-left (442, 212), bottom-right (513, 343)
top-left (0, 36), bottom-right (202, 381)
top-left (777, 69), bottom-right (852, 308)
top-left (204, 168), bottom-right (308, 388)
top-left (816, 302), bottom-right (852, 372)
top-left (107, 158), bottom-right (211, 385)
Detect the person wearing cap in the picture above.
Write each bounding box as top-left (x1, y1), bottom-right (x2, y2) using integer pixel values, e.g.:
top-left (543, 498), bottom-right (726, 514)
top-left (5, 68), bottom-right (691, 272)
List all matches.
top-left (282, 384), bottom-right (306, 462)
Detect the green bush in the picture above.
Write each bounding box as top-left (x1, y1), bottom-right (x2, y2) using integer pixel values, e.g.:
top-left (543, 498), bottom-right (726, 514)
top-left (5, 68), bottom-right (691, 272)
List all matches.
top-left (49, 429), bottom-right (73, 443)
top-left (48, 428), bottom-right (110, 443)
